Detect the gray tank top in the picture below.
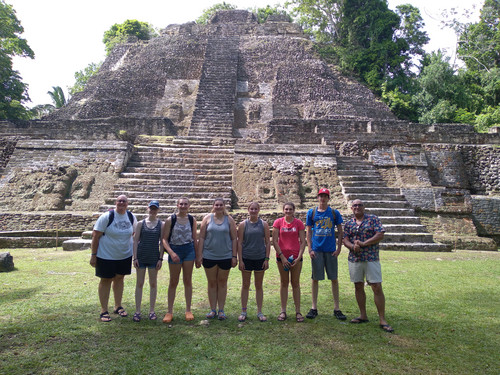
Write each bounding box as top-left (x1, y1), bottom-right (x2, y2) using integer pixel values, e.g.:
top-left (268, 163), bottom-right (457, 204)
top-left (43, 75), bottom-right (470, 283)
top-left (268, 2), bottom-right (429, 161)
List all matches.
top-left (203, 214), bottom-right (232, 260)
top-left (242, 219), bottom-right (266, 260)
top-left (137, 219), bottom-right (161, 264)
top-left (169, 219), bottom-right (193, 246)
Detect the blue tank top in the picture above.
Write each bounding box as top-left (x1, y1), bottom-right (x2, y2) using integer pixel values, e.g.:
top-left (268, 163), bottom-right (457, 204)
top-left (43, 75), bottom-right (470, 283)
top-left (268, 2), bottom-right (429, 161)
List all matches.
top-left (203, 214), bottom-right (232, 260)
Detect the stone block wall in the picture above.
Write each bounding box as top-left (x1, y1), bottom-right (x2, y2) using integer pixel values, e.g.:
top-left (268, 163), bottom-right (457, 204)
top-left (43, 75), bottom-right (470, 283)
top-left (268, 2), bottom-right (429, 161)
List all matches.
top-left (472, 196), bottom-right (500, 237)
top-left (233, 144), bottom-right (343, 210)
top-left (0, 212), bottom-right (95, 232)
top-left (0, 140), bottom-right (131, 211)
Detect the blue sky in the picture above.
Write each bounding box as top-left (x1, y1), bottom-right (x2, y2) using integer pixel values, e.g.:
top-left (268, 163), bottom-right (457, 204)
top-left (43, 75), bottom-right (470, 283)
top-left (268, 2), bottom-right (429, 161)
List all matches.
top-left (9, 0), bottom-right (482, 106)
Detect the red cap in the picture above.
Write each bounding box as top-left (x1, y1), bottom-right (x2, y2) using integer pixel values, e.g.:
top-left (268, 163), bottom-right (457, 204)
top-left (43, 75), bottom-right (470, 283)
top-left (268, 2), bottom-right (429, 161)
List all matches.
top-left (317, 188), bottom-right (330, 197)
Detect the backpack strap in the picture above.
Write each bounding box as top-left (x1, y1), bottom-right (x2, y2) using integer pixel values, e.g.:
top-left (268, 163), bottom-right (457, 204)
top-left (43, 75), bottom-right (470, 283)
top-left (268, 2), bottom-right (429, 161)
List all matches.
top-left (168, 214), bottom-right (177, 242)
top-left (104, 209), bottom-right (134, 236)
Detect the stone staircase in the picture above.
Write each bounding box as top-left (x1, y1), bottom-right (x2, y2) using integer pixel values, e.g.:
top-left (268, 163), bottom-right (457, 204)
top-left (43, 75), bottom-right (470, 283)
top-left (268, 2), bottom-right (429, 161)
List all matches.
top-left (99, 138), bottom-right (234, 218)
top-left (337, 156), bottom-right (450, 251)
top-left (188, 36), bottom-right (240, 138)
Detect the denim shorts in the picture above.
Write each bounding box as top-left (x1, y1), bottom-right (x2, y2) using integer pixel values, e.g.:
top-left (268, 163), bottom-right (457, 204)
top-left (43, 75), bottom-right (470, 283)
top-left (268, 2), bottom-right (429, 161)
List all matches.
top-left (168, 242), bottom-right (195, 264)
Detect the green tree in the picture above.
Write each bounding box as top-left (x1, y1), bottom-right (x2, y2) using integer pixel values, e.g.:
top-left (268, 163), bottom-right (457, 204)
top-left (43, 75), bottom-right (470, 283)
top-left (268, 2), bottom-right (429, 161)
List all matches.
top-left (457, 0), bottom-right (499, 72)
top-left (103, 19), bottom-right (157, 55)
top-left (47, 86), bottom-right (66, 108)
top-left (69, 62), bottom-right (102, 96)
top-left (252, 5), bottom-right (291, 23)
top-left (196, 2), bottom-right (236, 24)
top-left (0, 0), bottom-right (34, 120)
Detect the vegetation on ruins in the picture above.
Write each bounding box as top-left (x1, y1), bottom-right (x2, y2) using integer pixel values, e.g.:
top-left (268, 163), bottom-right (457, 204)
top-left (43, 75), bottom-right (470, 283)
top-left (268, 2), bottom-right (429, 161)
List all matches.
top-left (0, 0), bottom-right (34, 121)
top-left (287, 0), bottom-right (499, 131)
top-left (68, 62), bottom-right (102, 96)
top-left (1, 248), bottom-right (498, 374)
top-left (102, 19), bottom-right (158, 55)
top-left (196, 2), bottom-right (237, 24)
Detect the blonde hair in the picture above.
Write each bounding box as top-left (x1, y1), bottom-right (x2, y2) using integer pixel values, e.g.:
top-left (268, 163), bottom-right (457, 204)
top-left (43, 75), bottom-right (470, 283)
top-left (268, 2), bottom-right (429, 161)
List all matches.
top-left (211, 198), bottom-right (229, 216)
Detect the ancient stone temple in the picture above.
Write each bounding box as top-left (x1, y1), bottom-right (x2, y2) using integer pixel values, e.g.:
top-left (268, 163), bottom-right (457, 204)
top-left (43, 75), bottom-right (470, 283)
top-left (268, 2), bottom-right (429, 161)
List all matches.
top-left (0, 10), bottom-right (499, 251)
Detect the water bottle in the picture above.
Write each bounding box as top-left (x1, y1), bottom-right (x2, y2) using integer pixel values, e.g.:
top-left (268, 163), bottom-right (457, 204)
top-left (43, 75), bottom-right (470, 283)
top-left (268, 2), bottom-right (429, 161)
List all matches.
top-left (283, 255), bottom-right (294, 271)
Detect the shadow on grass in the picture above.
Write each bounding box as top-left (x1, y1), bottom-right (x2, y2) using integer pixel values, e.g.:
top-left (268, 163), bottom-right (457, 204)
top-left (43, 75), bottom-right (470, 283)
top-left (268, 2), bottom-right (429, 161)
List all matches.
top-left (0, 286), bottom-right (41, 303)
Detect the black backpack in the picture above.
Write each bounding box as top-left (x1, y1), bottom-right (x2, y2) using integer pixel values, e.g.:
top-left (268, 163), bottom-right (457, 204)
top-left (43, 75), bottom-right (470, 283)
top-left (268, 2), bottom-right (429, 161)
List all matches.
top-left (103, 209), bottom-right (134, 235)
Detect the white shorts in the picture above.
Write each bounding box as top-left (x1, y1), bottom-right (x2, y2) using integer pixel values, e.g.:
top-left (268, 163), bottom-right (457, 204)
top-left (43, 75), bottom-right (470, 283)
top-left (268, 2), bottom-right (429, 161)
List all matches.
top-left (348, 261), bottom-right (382, 284)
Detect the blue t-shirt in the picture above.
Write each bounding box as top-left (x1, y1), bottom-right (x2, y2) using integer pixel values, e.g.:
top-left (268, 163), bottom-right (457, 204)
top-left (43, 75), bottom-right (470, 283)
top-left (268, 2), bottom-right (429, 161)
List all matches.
top-left (306, 206), bottom-right (343, 252)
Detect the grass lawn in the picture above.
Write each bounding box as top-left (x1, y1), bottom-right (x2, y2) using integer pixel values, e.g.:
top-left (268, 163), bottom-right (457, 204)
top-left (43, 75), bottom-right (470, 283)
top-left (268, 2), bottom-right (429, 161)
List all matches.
top-left (1, 248), bottom-right (499, 374)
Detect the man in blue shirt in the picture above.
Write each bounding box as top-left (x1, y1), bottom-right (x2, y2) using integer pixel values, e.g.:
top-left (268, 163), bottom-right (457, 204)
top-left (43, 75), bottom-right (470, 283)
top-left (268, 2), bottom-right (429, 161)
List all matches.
top-left (305, 188), bottom-right (346, 320)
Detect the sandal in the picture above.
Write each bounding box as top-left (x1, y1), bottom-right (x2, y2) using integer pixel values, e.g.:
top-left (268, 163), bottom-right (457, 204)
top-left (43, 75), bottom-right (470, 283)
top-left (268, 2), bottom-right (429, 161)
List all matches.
top-left (277, 311), bottom-right (287, 321)
top-left (296, 312), bottom-right (305, 322)
top-left (100, 311), bottom-right (111, 322)
top-left (350, 317), bottom-right (370, 324)
top-left (149, 312), bottom-right (157, 320)
top-left (206, 309), bottom-right (217, 319)
top-left (238, 311), bottom-right (247, 322)
top-left (380, 324), bottom-right (394, 333)
top-left (218, 310), bottom-right (227, 321)
top-left (113, 306), bottom-right (128, 317)
top-left (185, 311), bottom-right (194, 321)
top-left (133, 312), bottom-right (141, 322)
top-left (257, 312), bottom-right (267, 322)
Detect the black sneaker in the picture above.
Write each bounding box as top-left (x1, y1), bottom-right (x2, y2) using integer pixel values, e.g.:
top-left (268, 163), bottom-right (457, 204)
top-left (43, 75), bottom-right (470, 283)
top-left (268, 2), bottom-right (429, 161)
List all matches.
top-left (334, 309), bottom-right (346, 320)
top-left (306, 309), bottom-right (318, 319)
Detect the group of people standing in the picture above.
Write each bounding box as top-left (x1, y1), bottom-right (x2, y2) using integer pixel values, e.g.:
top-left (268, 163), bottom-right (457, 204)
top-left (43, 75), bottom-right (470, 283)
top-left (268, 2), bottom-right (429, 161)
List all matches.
top-left (90, 189), bottom-right (393, 333)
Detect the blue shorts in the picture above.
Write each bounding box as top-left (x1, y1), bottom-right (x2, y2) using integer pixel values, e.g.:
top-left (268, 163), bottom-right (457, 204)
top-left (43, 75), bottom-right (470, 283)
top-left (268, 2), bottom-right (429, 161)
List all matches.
top-left (168, 242), bottom-right (195, 264)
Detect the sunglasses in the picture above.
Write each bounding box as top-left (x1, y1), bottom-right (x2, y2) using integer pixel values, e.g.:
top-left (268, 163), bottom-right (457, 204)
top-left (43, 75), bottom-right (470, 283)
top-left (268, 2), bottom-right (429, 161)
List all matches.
top-left (352, 204), bottom-right (363, 207)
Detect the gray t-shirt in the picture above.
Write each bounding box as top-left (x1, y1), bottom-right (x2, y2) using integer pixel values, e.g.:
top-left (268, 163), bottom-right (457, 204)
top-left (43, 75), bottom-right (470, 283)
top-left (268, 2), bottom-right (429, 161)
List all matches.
top-left (94, 210), bottom-right (136, 260)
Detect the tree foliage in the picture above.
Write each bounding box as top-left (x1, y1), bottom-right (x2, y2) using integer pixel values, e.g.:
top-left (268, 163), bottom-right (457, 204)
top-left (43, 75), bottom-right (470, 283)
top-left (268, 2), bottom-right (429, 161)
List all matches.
top-left (0, 0), bottom-right (34, 120)
top-left (47, 86), bottom-right (67, 108)
top-left (251, 5), bottom-right (291, 23)
top-left (69, 62), bottom-right (102, 96)
top-left (103, 19), bottom-right (157, 55)
top-left (196, 2), bottom-right (236, 24)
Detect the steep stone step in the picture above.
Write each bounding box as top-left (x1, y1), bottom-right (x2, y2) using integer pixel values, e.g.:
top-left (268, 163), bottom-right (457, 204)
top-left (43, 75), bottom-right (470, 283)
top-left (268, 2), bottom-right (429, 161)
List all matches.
top-left (343, 187), bottom-right (401, 194)
top-left (110, 190), bottom-right (231, 200)
top-left (354, 200), bottom-right (410, 209)
top-left (384, 232), bottom-right (435, 243)
top-left (379, 216), bottom-right (422, 224)
top-left (365, 207), bottom-right (415, 216)
top-left (380, 242), bottom-right (451, 251)
top-left (338, 175), bottom-right (381, 182)
top-left (119, 172), bottom-right (232, 180)
top-left (344, 193), bottom-right (406, 201)
top-left (113, 185), bottom-right (227, 193)
top-left (125, 165), bottom-right (233, 173)
top-left (383, 224), bottom-right (428, 232)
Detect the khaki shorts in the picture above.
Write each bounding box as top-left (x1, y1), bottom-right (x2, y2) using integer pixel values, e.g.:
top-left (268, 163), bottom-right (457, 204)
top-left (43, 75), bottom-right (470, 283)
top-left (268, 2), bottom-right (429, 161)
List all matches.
top-left (348, 261), bottom-right (382, 284)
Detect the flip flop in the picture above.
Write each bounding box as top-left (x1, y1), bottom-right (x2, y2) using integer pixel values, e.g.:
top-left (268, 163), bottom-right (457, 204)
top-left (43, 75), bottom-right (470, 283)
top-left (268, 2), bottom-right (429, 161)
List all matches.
top-left (100, 311), bottom-right (111, 322)
top-left (380, 324), bottom-right (394, 333)
top-left (350, 317), bottom-right (370, 324)
top-left (113, 306), bottom-right (128, 317)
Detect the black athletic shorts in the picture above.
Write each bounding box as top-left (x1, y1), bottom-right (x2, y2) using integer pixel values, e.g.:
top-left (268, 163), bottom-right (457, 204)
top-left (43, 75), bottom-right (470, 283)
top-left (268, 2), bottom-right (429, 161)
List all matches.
top-left (95, 256), bottom-right (132, 278)
top-left (202, 258), bottom-right (232, 270)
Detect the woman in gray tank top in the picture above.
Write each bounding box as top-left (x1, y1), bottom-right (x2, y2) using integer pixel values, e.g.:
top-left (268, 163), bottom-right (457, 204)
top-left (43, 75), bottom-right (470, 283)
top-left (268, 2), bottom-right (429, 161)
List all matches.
top-left (198, 198), bottom-right (238, 320)
top-left (236, 202), bottom-right (271, 322)
top-left (161, 197), bottom-right (198, 323)
top-left (132, 200), bottom-right (164, 322)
